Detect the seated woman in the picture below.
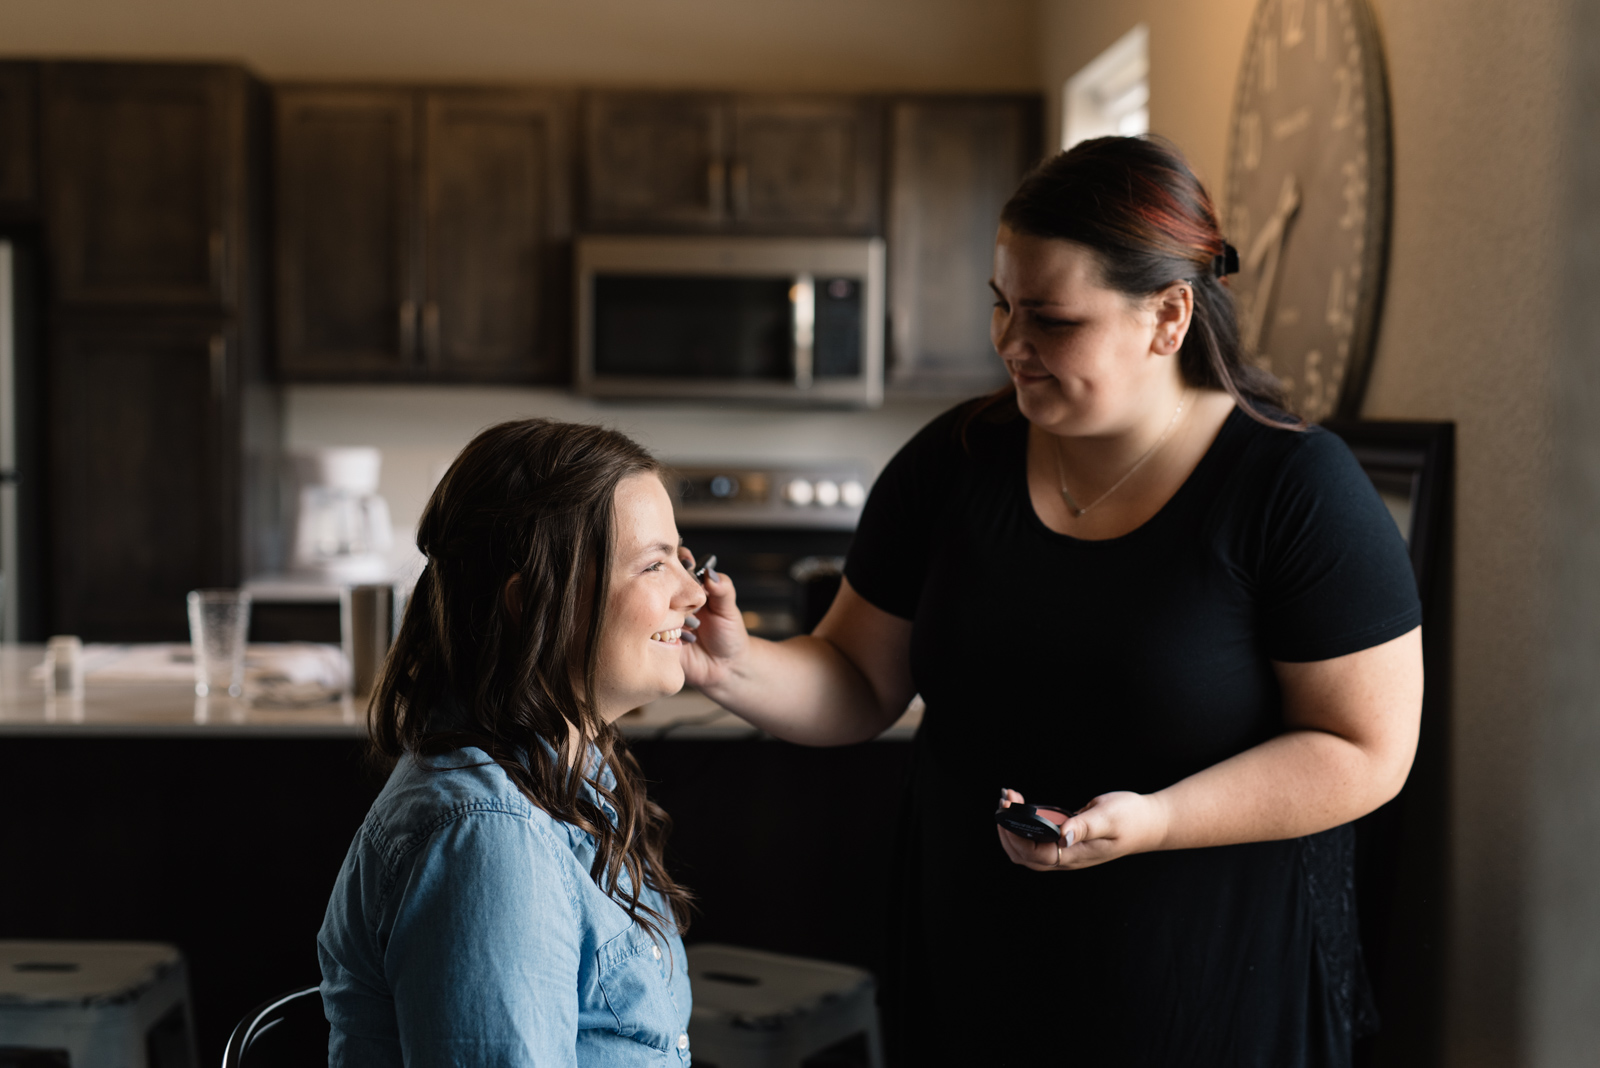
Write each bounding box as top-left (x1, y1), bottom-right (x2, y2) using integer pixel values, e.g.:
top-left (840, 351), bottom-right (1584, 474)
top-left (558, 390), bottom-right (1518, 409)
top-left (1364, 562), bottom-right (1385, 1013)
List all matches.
top-left (318, 418), bottom-right (704, 1067)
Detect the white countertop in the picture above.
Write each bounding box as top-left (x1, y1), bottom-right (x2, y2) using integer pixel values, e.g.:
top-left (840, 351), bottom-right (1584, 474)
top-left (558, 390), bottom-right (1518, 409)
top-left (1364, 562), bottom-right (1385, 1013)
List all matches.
top-left (0, 645), bottom-right (920, 741)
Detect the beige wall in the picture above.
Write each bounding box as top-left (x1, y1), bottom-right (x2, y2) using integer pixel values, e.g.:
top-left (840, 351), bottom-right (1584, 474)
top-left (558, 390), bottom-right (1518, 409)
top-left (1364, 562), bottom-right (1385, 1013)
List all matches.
top-left (0, 0), bottom-right (1039, 90)
top-left (1039, 0), bottom-right (1572, 1064)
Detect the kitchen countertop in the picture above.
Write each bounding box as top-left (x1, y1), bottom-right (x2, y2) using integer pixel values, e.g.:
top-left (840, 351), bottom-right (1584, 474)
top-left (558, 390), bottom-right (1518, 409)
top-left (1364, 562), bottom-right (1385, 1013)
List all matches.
top-left (0, 645), bottom-right (920, 740)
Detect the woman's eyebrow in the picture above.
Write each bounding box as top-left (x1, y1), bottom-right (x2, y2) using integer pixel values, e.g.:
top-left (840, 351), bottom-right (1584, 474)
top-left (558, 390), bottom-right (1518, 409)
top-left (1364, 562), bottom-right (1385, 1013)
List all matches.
top-left (988, 280), bottom-right (1071, 310)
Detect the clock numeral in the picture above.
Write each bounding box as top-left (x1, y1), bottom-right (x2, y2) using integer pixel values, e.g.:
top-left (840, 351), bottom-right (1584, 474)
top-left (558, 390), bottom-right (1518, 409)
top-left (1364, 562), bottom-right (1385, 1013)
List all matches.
top-left (1302, 349), bottom-right (1331, 422)
top-left (1273, 107), bottom-right (1312, 140)
top-left (1262, 35), bottom-right (1279, 92)
top-left (1326, 268), bottom-right (1348, 329)
top-left (1332, 66), bottom-right (1355, 130)
top-left (1241, 113), bottom-right (1262, 171)
top-left (1315, 1), bottom-right (1329, 61)
top-left (1340, 159), bottom-right (1367, 230)
top-left (1283, 0), bottom-right (1307, 48)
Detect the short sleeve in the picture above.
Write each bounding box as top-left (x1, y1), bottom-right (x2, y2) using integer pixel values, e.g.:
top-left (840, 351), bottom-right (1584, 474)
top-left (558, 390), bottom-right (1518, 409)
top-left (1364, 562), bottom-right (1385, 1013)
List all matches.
top-left (387, 812), bottom-right (583, 1068)
top-left (1258, 429), bottom-right (1423, 663)
top-left (844, 406), bottom-right (966, 620)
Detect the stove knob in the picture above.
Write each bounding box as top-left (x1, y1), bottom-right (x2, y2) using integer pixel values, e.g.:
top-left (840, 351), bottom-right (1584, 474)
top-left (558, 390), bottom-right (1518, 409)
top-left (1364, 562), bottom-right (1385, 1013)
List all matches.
top-left (814, 479), bottom-right (840, 507)
top-left (783, 478), bottom-right (815, 506)
top-left (840, 479), bottom-right (866, 508)
top-left (709, 475), bottom-right (738, 499)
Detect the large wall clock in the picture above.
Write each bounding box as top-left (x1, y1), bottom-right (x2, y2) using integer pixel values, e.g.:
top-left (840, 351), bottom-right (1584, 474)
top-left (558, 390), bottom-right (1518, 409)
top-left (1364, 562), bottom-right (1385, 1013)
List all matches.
top-left (1223, 0), bottom-right (1392, 422)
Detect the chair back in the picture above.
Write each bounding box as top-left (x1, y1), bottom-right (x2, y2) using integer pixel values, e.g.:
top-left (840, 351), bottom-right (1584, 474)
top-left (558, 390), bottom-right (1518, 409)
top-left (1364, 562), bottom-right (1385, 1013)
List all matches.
top-left (220, 987), bottom-right (327, 1068)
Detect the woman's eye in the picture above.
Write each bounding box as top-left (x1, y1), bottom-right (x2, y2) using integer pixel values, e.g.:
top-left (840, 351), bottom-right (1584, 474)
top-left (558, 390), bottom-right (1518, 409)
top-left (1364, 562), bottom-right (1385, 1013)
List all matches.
top-left (1033, 314), bottom-right (1075, 329)
top-left (644, 561), bottom-right (665, 573)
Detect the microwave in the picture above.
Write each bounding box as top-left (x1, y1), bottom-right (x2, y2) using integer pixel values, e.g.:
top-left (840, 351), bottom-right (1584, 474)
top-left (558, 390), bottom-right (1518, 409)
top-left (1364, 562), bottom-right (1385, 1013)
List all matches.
top-left (575, 235), bottom-right (886, 407)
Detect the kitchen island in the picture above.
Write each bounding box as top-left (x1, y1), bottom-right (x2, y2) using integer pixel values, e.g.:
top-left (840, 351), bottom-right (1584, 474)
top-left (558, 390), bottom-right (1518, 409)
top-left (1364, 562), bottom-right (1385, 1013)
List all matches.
top-left (0, 644), bottom-right (917, 1062)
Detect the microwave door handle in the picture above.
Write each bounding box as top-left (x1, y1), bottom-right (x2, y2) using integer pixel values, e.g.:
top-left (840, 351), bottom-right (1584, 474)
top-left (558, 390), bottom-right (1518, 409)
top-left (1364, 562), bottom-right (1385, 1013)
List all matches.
top-left (791, 273), bottom-right (815, 390)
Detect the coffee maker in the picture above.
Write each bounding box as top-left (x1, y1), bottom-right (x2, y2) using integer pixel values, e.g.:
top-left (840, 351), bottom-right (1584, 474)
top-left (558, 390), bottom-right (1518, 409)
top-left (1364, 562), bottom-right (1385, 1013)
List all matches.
top-left (286, 448), bottom-right (394, 582)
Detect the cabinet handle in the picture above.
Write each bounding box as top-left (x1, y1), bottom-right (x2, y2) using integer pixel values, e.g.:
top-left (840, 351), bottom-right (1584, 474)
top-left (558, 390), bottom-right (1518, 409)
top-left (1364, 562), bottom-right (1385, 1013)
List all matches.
top-left (399, 300), bottom-right (418, 360)
top-left (423, 301), bottom-right (441, 364)
top-left (790, 273), bottom-right (814, 390)
top-left (707, 160), bottom-right (727, 219)
top-left (209, 335), bottom-right (227, 401)
top-left (730, 161), bottom-right (749, 219)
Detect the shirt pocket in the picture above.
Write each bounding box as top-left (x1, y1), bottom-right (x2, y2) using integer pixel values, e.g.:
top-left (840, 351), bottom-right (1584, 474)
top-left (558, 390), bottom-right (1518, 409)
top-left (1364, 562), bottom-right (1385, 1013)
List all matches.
top-left (595, 924), bottom-right (680, 1053)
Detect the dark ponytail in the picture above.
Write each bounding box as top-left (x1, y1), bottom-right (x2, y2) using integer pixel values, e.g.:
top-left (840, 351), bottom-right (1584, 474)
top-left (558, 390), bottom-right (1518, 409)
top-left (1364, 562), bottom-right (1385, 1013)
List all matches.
top-left (998, 135), bottom-right (1298, 428)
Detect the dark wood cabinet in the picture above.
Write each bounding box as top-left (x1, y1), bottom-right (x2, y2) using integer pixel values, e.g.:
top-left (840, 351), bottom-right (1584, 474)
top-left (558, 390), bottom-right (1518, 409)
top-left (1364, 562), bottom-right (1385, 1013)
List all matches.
top-left (582, 92), bottom-right (882, 235)
top-left (730, 95), bottom-right (881, 233)
top-left (0, 62), bottom-right (38, 214)
top-left (886, 96), bottom-right (1041, 395)
top-left (49, 322), bottom-right (240, 640)
top-left (276, 86), bottom-right (572, 382)
top-left (422, 90), bottom-right (572, 380)
top-left (41, 63), bottom-right (247, 310)
top-left (275, 88), bottom-right (417, 378)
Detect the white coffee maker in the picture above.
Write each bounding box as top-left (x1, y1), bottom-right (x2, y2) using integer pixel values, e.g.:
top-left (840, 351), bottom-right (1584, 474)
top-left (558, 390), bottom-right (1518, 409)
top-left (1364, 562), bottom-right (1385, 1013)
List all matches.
top-left (287, 448), bottom-right (394, 582)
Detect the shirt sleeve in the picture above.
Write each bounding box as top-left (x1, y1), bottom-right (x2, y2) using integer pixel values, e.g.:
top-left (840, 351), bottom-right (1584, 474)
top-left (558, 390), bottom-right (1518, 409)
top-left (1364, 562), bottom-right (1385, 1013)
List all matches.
top-left (1258, 428), bottom-right (1424, 663)
top-left (386, 811), bottom-right (582, 1068)
top-left (844, 406), bottom-right (965, 620)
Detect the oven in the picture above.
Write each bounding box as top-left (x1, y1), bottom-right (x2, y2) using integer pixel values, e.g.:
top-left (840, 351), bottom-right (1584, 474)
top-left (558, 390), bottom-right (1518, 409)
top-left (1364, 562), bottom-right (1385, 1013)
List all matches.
top-left (668, 463), bottom-right (867, 638)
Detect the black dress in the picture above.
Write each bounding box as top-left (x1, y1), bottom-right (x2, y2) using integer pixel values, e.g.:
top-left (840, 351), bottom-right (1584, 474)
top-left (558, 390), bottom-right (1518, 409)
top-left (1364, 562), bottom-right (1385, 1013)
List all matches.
top-left (844, 398), bottom-right (1421, 1068)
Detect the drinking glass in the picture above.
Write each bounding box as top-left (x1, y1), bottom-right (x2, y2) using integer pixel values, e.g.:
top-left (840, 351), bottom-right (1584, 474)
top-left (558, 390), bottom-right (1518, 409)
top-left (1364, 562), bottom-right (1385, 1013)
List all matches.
top-left (187, 589), bottom-right (251, 697)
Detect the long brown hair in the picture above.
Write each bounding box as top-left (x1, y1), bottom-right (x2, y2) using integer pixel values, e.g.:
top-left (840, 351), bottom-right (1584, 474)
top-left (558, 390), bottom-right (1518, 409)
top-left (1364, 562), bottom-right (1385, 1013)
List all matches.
top-left (370, 418), bottom-right (691, 939)
top-left (993, 135), bottom-right (1297, 428)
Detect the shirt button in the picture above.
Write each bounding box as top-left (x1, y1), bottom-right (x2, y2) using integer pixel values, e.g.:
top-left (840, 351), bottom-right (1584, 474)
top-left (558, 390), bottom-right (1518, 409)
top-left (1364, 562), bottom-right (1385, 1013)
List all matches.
top-left (652, 945), bottom-right (662, 960)
top-left (677, 1034), bottom-right (689, 1051)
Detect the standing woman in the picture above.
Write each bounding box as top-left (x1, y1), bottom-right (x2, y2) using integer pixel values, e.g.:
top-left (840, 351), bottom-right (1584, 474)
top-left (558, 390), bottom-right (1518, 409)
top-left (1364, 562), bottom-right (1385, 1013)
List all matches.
top-left (320, 419), bottom-right (706, 1066)
top-left (681, 137), bottom-right (1423, 1066)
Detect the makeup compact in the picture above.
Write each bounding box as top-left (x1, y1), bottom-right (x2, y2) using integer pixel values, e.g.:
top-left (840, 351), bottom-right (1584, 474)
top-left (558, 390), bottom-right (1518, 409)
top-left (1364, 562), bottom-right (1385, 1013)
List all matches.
top-left (995, 801), bottom-right (1070, 843)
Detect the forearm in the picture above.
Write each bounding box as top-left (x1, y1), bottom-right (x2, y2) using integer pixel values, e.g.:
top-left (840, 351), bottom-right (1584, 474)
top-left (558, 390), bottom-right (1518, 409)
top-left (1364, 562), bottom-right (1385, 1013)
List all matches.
top-left (697, 633), bottom-right (902, 746)
top-left (1151, 727), bottom-right (1413, 850)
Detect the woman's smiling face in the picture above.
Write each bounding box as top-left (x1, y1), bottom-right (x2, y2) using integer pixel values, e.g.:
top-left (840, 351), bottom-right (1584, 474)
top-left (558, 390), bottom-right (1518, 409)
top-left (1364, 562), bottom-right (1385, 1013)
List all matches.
top-left (990, 225), bottom-right (1180, 436)
top-left (592, 473), bottom-right (706, 722)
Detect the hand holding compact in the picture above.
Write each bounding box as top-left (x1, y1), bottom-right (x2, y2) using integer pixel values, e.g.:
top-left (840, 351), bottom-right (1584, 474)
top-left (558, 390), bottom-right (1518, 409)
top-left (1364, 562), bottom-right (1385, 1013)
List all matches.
top-left (995, 788), bottom-right (1170, 872)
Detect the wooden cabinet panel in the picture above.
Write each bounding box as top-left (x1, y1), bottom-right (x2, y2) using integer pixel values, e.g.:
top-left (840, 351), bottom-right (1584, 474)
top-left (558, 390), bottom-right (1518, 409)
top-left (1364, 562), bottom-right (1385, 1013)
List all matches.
top-left (423, 90), bottom-right (571, 381)
top-left (42, 63), bottom-right (244, 309)
top-left (50, 322), bottom-right (239, 641)
top-left (0, 63), bottom-right (38, 213)
top-left (276, 88), bottom-right (417, 378)
top-left (887, 97), bottom-right (1040, 394)
top-left (583, 92), bottom-right (728, 228)
top-left (730, 96), bottom-right (880, 234)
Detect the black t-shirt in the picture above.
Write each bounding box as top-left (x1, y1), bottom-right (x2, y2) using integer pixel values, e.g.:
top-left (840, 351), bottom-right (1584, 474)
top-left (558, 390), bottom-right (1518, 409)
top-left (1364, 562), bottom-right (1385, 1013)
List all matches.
top-left (845, 397), bottom-right (1421, 1068)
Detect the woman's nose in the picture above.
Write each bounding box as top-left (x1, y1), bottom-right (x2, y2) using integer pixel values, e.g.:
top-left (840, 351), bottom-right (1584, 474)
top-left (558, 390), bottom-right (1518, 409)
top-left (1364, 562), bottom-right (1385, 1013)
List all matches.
top-left (992, 307), bottom-right (1024, 359)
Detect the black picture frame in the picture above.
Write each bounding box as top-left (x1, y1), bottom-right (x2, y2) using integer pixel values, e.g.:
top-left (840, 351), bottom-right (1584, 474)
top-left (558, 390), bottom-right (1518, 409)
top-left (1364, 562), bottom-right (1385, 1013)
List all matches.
top-left (1323, 418), bottom-right (1454, 1068)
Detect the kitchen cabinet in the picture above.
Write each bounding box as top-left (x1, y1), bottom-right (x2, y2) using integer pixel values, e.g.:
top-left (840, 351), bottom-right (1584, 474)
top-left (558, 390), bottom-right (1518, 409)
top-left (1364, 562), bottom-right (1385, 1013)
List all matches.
top-left (0, 62), bottom-right (38, 215)
top-left (276, 86), bottom-right (571, 382)
top-left (49, 322), bottom-right (241, 641)
top-left (41, 63), bottom-right (249, 310)
top-left (886, 96), bottom-right (1041, 395)
top-left (582, 92), bottom-right (881, 234)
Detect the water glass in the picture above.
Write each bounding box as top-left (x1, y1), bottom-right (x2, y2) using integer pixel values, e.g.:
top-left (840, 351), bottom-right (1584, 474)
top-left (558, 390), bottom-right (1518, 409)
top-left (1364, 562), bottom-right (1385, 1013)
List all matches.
top-left (187, 589), bottom-right (251, 697)
top-left (42, 634), bottom-right (85, 700)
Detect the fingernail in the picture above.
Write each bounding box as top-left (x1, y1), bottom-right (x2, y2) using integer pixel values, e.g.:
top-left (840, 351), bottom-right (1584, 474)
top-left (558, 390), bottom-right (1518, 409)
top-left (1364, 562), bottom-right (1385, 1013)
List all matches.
top-left (1063, 829), bottom-right (1075, 848)
top-left (681, 631), bottom-right (697, 643)
top-left (708, 567), bottom-right (720, 583)
top-left (684, 616), bottom-right (699, 629)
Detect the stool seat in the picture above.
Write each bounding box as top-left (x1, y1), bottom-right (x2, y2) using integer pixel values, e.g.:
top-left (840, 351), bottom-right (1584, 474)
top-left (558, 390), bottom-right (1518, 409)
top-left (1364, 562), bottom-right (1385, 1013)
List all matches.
top-left (0, 941), bottom-right (197, 1068)
top-left (687, 944), bottom-right (883, 1068)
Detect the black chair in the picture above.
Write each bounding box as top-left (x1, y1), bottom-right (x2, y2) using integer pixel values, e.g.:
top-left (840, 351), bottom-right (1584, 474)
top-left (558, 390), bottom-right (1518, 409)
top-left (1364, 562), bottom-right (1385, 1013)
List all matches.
top-left (220, 987), bottom-right (328, 1068)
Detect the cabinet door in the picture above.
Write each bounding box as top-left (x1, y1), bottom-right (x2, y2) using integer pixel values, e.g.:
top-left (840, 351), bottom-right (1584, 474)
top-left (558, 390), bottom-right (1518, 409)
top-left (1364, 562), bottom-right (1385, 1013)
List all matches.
top-left (50, 322), bottom-right (238, 641)
top-left (276, 88), bottom-right (418, 379)
top-left (422, 90), bottom-right (572, 381)
top-left (887, 97), bottom-right (1040, 394)
top-left (42, 63), bottom-right (245, 309)
top-left (730, 95), bottom-right (881, 234)
top-left (0, 63), bottom-right (38, 214)
top-left (583, 92), bottom-right (729, 229)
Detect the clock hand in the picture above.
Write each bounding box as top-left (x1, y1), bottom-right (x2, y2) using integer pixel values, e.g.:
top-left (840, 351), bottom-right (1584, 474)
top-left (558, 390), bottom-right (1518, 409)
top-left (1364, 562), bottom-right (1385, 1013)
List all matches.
top-left (1243, 174), bottom-right (1302, 354)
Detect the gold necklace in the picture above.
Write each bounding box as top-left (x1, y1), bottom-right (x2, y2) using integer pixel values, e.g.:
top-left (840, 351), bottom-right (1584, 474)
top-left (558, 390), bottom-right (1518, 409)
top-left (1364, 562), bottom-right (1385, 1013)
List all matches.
top-left (1053, 392), bottom-right (1189, 518)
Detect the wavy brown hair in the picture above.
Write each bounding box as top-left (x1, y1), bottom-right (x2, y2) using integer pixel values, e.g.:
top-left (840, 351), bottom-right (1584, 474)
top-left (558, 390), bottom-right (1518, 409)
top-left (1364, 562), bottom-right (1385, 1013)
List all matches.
top-left (978, 135), bottom-right (1298, 430)
top-left (370, 418), bottom-right (691, 939)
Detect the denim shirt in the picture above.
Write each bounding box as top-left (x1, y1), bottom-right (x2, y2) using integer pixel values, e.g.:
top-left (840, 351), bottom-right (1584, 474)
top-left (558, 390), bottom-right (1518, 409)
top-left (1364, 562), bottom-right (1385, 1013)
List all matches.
top-left (318, 747), bottom-right (693, 1067)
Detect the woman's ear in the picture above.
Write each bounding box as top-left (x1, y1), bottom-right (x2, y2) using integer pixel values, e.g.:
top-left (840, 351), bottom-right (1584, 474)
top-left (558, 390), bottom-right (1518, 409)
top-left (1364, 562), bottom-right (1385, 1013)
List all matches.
top-left (1152, 283), bottom-right (1195, 355)
top-left (503, 573), bottom-right (525, 623)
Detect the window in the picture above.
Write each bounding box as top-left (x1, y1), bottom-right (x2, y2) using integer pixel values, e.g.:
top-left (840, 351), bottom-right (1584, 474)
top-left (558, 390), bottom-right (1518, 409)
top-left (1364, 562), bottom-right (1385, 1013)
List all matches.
top-left (1062, 24), bottom-right (1150, 150)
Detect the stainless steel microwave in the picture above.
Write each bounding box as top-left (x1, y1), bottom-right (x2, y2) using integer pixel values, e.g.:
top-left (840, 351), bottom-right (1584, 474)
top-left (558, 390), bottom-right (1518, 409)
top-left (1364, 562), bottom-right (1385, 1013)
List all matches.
top-left (575, 235), bottom-right (886, 407)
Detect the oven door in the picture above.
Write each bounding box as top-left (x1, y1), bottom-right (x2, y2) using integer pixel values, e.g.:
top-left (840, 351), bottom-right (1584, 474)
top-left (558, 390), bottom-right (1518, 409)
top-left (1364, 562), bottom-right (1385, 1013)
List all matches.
top-left (576, 236), bottom-right (885, 407)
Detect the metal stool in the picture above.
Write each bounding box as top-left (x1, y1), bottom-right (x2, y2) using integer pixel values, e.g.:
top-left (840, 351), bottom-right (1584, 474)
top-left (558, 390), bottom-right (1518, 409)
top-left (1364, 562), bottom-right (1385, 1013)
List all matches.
top-left (0, 941), bottom-right (198, 1068)
top-left (686, 944), bottom-right (884, 1068)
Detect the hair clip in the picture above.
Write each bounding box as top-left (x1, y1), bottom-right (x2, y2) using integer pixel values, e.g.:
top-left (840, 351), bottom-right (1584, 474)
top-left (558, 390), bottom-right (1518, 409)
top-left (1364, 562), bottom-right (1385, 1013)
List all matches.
top-left (1213, 242), bottom-right (1240, 278)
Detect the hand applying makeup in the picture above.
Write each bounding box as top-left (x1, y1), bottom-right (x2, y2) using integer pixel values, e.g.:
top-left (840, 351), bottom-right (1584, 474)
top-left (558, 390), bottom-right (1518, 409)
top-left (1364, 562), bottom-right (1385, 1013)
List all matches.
top-left (676, 548), bottom-right (753, 691)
